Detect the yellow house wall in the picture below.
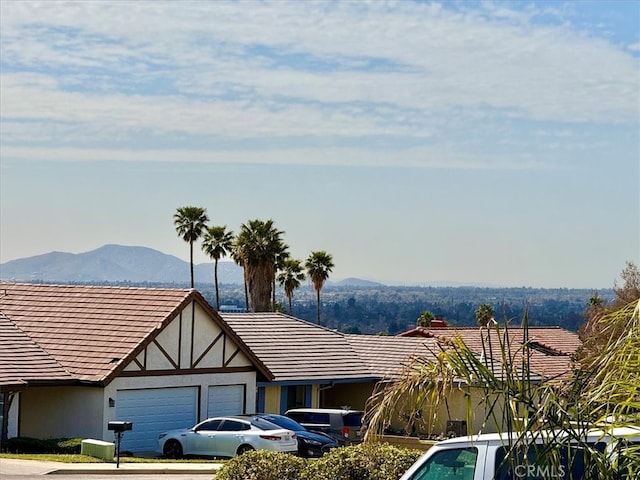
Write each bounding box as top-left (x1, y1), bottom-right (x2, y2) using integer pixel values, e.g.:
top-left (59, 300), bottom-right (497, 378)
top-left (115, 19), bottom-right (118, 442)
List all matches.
top-left (263, 386), bottom-right (281, 414)
top-left (19, 386), bottom-right (104, 440)
top-left (322, 382), bottom-right (375, 410)
top-left (377, 385), bottom-right (510, 437)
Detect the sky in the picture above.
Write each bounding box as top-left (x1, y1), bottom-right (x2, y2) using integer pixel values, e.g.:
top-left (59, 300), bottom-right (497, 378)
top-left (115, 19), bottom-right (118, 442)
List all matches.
top-left (0, 0), bottom-right (638, 289)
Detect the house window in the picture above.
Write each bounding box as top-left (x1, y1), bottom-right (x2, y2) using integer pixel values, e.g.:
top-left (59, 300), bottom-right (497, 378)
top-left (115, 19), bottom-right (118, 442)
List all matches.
top-left (286, 386), bottom-right (305, 410)
top-left (257, 387), bottom-right (265, 413)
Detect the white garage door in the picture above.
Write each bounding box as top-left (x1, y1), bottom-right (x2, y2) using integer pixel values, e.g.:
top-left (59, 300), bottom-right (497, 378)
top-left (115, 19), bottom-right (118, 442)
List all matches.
top-left (207, 385), bottom-right (245, 417)
top-left (116, 387), bottom-right (198, 453)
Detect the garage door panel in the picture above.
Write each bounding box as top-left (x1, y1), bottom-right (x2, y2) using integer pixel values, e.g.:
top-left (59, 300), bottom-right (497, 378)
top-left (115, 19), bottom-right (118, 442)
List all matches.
top-left (207, 385), bottom-right (244, 417)
top-left (117, 387), bottom-right (198, 453)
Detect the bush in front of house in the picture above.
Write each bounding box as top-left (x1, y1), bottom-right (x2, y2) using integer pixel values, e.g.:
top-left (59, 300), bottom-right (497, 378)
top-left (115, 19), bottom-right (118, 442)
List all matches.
top-left (301, 442), bottom-right (423, 480)
top-left (3, 437), bottom-right (82, 454)
top-left (215, 449), bottom-right (308, 480)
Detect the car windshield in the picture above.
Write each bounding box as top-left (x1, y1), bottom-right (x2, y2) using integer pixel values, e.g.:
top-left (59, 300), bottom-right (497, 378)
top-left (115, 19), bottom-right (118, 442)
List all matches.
top-left (251, 416), bottom-right (292, 431)
top-left (259, 415), bottom-right (305, 431)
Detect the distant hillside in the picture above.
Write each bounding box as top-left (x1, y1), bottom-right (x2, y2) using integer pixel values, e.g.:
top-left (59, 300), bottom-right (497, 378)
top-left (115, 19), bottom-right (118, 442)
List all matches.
top-left (0, 244), bottom-right (244, 284)
top-left (335, 277), bottom-right (385, 287)
top-left (0, 245), bottom-right (380, 287)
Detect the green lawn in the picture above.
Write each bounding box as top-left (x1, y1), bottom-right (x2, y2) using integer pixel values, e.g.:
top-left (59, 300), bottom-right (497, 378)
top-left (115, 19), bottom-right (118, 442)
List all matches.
top-left (0, 453), bottom-right (225, 463)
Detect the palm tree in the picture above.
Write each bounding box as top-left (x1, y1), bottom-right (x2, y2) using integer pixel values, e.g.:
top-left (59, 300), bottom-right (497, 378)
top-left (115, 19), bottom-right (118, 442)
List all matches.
top-left (475, 303), bottom-right (494, 327)
top-left (234, 219), bottom-right (285, 312)
top-left (272, 243), bottom-right (290, 310)
top-left (173, 206), bottom-right (209, 288)
top-left (417, 310), bottom-right (435, 327)
top-left (277, 259), bottom-right (306, 315)
top-left (305, 251), bottom-right (334, 324)
top-left (202, 225), bottom-right (234, 310)
top-left (230, 246), bottom-right (249, 312)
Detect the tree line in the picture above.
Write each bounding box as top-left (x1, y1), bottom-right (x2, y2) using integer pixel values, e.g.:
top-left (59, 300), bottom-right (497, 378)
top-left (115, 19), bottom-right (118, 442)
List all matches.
top-left (173, 206), bottom-right (334, 322)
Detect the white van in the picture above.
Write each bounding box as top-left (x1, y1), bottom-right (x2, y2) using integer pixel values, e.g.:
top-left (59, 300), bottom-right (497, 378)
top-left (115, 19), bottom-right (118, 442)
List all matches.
top-left (399, 427), bottom-right (640, 480)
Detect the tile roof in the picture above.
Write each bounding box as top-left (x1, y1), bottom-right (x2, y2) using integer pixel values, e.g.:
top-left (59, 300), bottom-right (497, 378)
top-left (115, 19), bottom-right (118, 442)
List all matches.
top-left (398, 326), bottom-right (580, 380)
top-left (345, 334), bottom-right (439, 379)
top-left (220, 312), bottom-right (376, 382)
top-left (0, 282), bottom-right (194, 383)
top-left (0, 312), bottom-right (73, 389)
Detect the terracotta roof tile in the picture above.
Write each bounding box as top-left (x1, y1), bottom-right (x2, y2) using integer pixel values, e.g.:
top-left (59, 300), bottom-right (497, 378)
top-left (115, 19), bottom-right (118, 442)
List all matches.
top-left (398, 326), bottom-right (580, 381)
top-left (0, 312), bottom-right (73, 388)
top-left (0, 282), bottom-right (192, 382)
top-left (345, 334), bottom-right (440, 379)
top-left (220, 312), bottom-right (375, 382)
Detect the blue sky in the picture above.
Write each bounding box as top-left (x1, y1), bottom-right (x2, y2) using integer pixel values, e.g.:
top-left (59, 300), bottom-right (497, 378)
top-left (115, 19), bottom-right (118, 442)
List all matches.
top-left (1, 0), bottom-right (638, 288)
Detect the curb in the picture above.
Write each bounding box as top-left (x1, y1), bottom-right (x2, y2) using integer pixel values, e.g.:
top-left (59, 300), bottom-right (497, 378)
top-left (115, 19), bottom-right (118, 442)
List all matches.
top-left (47, 467), bottom-right (221, 475)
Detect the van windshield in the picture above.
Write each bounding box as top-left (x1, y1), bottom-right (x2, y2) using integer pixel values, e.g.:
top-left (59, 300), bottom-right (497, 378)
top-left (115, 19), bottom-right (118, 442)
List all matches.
top-left (409, 447), bottom-right (477, 480)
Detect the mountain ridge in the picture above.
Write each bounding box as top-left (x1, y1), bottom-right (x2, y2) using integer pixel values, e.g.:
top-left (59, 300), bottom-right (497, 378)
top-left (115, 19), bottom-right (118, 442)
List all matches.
top-left (0, 244), bottom-right (381, 286)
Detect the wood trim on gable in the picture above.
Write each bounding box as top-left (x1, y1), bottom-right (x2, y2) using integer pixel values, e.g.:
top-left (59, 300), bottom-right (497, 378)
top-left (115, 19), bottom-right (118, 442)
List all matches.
top-left (105, 290), bottom-right (274, 386)
top-left (152, 339), bottom-right (179, 369)
top-left (192, 331), bottom-right (224, 369)
top-left (118, 366), bottom-right (255, 378)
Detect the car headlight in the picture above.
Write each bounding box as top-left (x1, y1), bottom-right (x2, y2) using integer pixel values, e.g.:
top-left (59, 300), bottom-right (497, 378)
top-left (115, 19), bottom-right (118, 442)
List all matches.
top-left (302, 438), bottom-right (322, 446)
top-left (158, 433), bottom-right (167, 439)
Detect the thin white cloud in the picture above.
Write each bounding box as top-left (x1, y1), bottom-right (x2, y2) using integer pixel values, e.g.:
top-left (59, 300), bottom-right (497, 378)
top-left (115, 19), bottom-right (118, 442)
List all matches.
top-left (1, 0), bottom-right (638, 168)
top-left (0, 144), bottom-right (558, 171)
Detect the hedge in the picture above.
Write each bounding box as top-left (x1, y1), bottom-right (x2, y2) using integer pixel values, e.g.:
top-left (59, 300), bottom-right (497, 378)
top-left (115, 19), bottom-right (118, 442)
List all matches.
top-left (216, 443), bottom-right (423, 480)
top-left (2, 437), bottom-right (82, 454)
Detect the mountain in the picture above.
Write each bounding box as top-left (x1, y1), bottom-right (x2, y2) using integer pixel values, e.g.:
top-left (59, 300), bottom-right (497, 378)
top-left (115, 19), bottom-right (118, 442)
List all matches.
top-left (334, 277), bottom-right (385, 287)
top-left (0, 244), bottom-right (244, 285)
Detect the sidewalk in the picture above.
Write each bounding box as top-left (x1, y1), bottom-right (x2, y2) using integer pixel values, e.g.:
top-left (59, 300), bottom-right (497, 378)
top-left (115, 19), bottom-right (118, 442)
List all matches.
top-left (0, 458), bottom-right (224, 476)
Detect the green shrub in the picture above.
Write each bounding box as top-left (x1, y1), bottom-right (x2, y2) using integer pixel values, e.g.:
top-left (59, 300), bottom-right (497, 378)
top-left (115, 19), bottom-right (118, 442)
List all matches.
top-left (216, 450), bottom-right (307, 480)
top-left (301, 442), bottom-right (423, 480)
top-left (3, 437), bottom-right (82, 454)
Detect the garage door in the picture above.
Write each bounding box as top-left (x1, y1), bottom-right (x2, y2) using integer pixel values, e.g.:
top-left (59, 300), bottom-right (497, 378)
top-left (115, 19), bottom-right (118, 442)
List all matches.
top-left (116, 387), bottom-right (198, 453)
top-left (207, 385), bottom-right (244, 417)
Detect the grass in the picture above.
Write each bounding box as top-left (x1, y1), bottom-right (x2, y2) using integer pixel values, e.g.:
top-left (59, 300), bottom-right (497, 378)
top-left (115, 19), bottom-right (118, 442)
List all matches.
top-left (0, 453), bottom-right (225, 463)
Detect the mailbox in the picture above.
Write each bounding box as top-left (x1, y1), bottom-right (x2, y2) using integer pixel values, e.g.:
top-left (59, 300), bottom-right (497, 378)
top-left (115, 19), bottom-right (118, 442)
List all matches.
top-left (108, 421), bottom-right (133, 432)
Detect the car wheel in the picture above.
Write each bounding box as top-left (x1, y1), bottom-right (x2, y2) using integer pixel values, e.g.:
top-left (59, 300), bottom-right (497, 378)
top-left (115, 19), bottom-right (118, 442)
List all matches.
top-left (236, 444), bottom-right (254, 456)
top-left (163, 439), bottom-right (183, 459)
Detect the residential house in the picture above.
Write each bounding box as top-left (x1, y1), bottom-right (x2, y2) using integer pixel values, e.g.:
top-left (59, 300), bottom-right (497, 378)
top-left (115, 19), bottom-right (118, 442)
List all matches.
top-left (0, 282), bottom-right (271, 453)
top-left (1, 283), bottom-right (582, 451)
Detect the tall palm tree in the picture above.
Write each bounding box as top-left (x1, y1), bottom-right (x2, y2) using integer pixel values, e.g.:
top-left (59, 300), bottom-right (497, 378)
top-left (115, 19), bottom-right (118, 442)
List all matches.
top-left (277, 258), bottom-right (306, 315)
top-left (272, 243), bottom-right (290, 310)
top-left (234, 219), bottom-right (285, 312)
top-left (305, 250), bottom-right (334, 324)
top-left (202, 225), bottom-right (234, 310)
top-left (230, 246), bottom-right (249, 312)
top-left (173, 206), bottom-right (209, 288)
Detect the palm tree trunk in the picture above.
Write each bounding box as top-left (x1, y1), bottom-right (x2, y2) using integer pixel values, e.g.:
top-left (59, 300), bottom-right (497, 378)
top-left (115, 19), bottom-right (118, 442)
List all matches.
top-left (272, 277), bottom-right (276, 311)
top-left (288, 295), bottom-right (293, 315)
top-left (243, 268), bottom-right (249, 312)
top-left (189, 240), bottom-right (195, 288)
top-left (214, 259), bottom-right (220, 310)
top-left (316, 289), bottom-right (321, 323)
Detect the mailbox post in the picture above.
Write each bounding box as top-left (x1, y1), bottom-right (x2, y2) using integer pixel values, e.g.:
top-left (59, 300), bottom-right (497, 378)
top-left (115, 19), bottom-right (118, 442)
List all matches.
top-left (107, 421), bottom-right (132, 468)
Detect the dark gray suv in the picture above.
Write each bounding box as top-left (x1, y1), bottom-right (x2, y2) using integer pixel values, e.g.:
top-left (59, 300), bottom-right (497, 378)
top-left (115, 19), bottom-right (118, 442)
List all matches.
top-left (284, 408), bottom-right (364, 445)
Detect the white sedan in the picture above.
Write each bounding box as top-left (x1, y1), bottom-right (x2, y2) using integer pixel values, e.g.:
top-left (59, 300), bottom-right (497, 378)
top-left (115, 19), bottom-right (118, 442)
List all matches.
top-left (158, 415), bottom-right (298, 458)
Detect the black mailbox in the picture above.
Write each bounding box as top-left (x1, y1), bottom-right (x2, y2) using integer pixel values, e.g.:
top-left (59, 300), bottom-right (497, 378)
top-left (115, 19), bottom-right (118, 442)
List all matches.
top-left (108, 421), bottom-right (133, 432)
